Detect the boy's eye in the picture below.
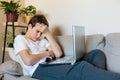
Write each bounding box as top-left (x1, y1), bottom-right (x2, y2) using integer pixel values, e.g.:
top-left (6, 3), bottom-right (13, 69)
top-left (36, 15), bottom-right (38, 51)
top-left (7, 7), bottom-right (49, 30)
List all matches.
top-left (36, 30), bottom-right (40, 33)
top-left (40, 32), bottom-right (43, 35)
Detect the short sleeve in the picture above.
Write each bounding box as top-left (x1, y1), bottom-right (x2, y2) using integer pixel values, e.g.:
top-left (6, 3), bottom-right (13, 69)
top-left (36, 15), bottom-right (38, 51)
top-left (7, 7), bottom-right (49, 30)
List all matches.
top-left (42, 39), bottom-right (50, 48)
top-left (14, 35), bottom-right (28, 56)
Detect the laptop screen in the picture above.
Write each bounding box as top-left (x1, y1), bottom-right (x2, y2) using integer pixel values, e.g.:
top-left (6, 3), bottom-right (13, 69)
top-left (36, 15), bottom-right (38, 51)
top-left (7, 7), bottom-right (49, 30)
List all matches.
top-left (55, 26), bottom-right (85, 64)
top-left (72, 26), bottom-right (85, 62)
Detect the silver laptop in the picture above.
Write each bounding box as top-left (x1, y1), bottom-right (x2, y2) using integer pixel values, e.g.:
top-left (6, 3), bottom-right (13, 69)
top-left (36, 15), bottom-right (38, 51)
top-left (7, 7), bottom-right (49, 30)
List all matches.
top-left (47, 26), bottom-right (85, 65)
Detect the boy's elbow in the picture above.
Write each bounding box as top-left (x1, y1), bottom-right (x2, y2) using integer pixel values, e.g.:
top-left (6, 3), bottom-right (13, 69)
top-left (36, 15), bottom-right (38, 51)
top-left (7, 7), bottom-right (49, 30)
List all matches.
top-left (56, 51), bottom-right (63, 58)
top-left (24, 59), bottom-right (33, 66)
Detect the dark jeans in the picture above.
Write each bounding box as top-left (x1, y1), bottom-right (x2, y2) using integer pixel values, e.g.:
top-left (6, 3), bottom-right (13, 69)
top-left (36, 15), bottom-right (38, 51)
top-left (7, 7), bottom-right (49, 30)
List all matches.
top-left (32, 49), bottom-right (120, 80)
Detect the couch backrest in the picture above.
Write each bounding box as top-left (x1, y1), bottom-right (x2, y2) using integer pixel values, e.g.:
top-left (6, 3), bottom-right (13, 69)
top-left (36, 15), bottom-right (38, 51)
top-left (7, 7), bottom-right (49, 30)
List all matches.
top-left (85, 34), bottom-right (105, 53)
top-left (55, 36), bottom-right (73, 56)
top-left (55, 34), bottom-right (105, 54)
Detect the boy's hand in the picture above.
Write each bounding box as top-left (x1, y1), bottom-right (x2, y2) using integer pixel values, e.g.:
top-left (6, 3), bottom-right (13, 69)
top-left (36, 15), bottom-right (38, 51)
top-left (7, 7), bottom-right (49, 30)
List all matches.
top-left (48, 50), bottom-right (55, 58)
top-left (40, 24), bottom-right (49, 34)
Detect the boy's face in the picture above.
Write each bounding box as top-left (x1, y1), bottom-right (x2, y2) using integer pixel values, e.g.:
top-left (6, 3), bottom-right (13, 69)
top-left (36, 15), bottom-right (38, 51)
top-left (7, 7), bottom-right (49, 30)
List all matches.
top-left (28, 23), bottom-right (46, 41)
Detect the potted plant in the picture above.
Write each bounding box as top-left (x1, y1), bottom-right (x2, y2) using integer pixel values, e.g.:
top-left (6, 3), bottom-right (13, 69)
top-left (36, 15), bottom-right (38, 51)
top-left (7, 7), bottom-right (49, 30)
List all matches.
top-left (0, 0), bottom-right (21, 22)
top-left (20, 5), bottom-right (36, 24)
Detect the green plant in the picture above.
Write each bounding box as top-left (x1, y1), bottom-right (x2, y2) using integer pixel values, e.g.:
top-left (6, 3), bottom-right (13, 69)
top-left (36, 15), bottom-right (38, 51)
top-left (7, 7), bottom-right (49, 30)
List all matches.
top-left (7, 31), bottom-right (14, 43)
top-left (0, 0), bottom-right (21, 13)
top-left (0, 31), bottom-right (14, 47)
top-left (7, 31), bottom-right (14, 47)
top-left (20, 5), bottom-right (36, 16)
top-left (0, 31), bottom-right (13, 43)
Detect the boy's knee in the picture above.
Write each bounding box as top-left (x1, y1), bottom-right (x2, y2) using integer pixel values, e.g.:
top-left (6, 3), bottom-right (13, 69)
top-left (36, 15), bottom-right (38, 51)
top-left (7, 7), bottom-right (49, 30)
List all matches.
top-left (85, 49), bottom-right (106, 63)
top-left (89, 49), bottom-right (105, 57)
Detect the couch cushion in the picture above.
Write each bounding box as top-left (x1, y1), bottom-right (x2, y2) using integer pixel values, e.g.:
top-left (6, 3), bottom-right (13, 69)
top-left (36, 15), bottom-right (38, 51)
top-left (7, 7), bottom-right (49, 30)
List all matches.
top-left (86, 34), bottom-right (105, 53)
top-left (105, 33), bottom-right (120, 73)
top-left (1, 61), bottom-right (38, 80)
top-left (0, 60), bottom-right (23, 76)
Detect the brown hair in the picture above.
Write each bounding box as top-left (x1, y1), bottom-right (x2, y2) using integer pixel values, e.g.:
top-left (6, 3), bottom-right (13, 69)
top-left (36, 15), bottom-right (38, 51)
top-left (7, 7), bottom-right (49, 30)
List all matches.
top-left (28, 14), bottom-right (49, 28)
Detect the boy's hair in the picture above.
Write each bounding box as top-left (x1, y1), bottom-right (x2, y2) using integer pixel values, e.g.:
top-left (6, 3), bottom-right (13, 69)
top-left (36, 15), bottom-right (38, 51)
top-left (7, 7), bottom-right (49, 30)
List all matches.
top-left (28, 14), bottom-right (49, 28)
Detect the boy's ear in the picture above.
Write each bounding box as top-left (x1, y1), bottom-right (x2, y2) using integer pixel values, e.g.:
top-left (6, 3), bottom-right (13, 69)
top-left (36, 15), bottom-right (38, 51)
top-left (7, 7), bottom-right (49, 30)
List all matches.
top-left (28, 24), bottom-right (32, 29)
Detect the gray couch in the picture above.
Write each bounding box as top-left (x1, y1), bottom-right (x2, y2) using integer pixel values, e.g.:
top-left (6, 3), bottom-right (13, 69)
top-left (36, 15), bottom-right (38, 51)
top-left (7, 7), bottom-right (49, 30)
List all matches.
top-left (1, 33), bottom-right (120, 80)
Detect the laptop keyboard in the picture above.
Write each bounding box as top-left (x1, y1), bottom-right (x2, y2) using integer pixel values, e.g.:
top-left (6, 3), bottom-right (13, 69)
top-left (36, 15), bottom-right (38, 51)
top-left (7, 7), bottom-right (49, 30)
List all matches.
top-left (50, 56), bottom-right (73, 64)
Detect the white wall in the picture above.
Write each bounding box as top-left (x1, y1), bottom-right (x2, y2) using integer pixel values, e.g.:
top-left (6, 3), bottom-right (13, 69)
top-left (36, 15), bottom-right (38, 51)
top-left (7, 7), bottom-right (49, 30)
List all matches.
top-left (25, 0), bottom-right (120, 35)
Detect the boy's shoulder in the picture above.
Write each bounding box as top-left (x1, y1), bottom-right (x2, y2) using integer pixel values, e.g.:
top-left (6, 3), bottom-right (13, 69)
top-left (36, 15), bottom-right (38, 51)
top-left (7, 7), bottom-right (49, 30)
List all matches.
top-left (15, 35), bottom-right (25, 40)
top-left (16, 34), bottom-right (24, 38)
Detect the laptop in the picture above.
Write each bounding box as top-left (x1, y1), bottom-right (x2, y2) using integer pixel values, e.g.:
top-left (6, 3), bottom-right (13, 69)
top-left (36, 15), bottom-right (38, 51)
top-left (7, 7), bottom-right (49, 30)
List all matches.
top-left (45, 26), bottom-right (85, 65)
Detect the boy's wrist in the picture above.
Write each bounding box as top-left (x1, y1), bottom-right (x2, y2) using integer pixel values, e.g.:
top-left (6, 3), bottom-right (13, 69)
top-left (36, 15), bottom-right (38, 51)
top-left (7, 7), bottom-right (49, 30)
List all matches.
top-left (46, 51), bottom-right (51, 57)
top-left (44, 31), bottom-right (51, 38)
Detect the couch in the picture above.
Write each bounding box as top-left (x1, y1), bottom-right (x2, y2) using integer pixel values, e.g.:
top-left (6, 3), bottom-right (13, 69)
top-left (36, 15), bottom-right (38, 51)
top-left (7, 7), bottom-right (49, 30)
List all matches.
top-left (1, 33), bottom-right (120, 80)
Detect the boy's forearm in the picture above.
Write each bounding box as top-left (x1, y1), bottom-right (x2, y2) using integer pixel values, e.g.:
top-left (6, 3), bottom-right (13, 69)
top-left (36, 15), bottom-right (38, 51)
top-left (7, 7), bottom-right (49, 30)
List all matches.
top-left (44, 31), bottom-right (63, 57)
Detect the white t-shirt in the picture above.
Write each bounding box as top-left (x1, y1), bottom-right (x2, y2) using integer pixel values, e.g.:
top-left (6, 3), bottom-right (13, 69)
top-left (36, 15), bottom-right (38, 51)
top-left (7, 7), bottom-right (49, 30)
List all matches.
top-left (14, 35), bottom-right (50, 76)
